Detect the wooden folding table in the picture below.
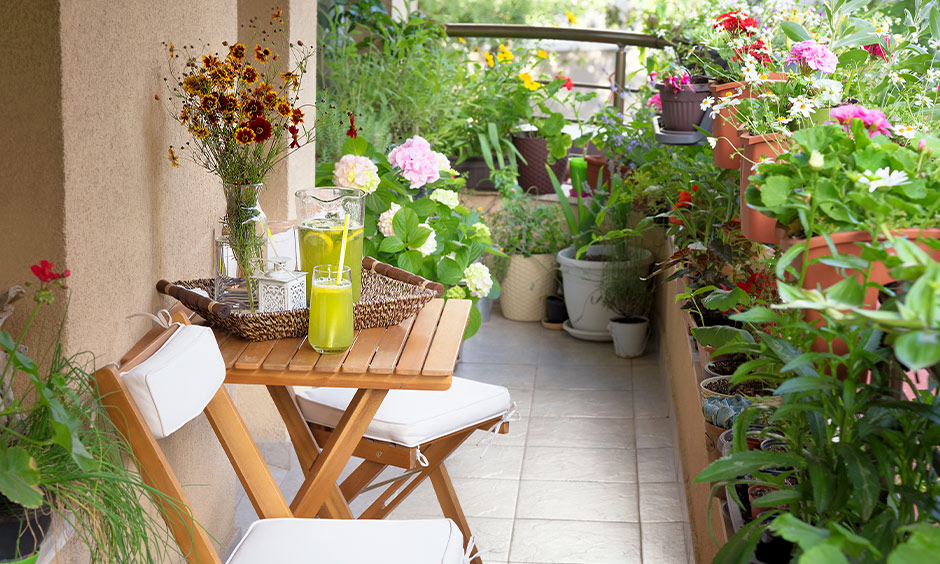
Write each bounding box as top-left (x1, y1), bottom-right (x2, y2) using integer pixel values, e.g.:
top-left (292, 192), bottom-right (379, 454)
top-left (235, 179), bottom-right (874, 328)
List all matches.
top-left (214, 297), bottom-right (472, 519)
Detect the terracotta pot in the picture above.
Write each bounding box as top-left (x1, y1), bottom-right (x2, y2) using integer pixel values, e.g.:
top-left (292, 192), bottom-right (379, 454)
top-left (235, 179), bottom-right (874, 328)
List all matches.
top-left (585, 155), bottom-right (630, 191)
top-left (658, 82), bottom-right (710, 131)
top-left (783, 228), bottom-right (940, 358)
top-left (709, 74), bottom-right (785, 170)
top-left (747, 484), bottom-right (778, 520)
top-left (512, 135), bottom-right (567, 195)
top-left (739, 132), bottom-right (791, 244)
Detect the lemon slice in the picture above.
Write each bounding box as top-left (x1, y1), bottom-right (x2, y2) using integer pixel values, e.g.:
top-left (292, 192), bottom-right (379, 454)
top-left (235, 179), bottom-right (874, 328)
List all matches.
top-left (304, 231), bottom-right (333, 253)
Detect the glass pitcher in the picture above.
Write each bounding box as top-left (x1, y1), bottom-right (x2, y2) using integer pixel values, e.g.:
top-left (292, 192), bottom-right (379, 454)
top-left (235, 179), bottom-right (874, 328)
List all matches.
top-left (295, 187), bottom-right (365, 302)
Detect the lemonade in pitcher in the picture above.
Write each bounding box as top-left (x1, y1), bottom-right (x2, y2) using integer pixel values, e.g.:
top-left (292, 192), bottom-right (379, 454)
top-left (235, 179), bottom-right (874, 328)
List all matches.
top-left (299, 218), bottom-right (364, 302)
top-left (308, 265), bottom-right (354, 354)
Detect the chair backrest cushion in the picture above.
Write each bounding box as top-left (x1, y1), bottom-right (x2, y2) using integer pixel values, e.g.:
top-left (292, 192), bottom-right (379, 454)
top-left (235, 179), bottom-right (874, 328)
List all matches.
top-left (121, 324), bottom-right (225, 438)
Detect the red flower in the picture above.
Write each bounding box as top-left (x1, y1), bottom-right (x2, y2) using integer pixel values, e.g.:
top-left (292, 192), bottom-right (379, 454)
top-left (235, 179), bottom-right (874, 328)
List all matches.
top-left (288, 125), bottom-right (300, 148)
top-left (734, 39), bottom-right (772, 65)
top-left (242, 99), bottom-right (263, 118)
top-left (31, 260), bottom-right (70, 283)
top-left (247, 117), bottom-right (272, 142)
top-left (715, 10), bottom-right (757, 36)
top-left (691, 184), bottom-right (700, 192)
top-left (557, 74), bottom-right (574, 91)
top-left (676, 190), bottom-right (693, 208)
top-left (346, 112), bottom-right (357, 138)
top-left (669, 216), bottom-right (683, 226)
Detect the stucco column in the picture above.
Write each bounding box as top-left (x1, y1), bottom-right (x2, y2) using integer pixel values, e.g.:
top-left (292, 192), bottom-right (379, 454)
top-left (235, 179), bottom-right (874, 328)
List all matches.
top-left (238, 0), bottom-right (319, 222)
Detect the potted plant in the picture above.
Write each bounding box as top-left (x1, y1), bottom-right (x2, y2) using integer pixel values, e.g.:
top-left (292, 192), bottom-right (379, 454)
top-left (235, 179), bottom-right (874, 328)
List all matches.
top-left (702, 395), bottom-right (751, 462)
top-left (163, 21), bottom-right (318, 311)
top-left (0, 265), bottom-right (175, 563)
top-left (657, 70), bottom-right (711, 132)
top-left (601, 244), bottom-right (654, 357)
top-left (747, 120), bottom-right (940, 306)
top-left (487, 188), bottom-right (568, 322)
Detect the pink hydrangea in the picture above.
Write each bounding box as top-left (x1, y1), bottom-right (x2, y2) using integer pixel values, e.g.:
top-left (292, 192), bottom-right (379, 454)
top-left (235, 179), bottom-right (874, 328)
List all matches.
top-left (647, 92), bottom-right (662, 110)
top-left (333, 154), bottom-right (379, 193)
top-left (784, 40), bottom-right (838, 74)
top-left (387, 136), bottom-right (441, 189)
top-left (826, 105), bottom-right (893, 138)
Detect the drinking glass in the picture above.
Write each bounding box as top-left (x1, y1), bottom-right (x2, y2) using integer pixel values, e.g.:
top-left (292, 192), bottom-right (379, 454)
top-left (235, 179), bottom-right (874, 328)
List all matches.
top-left (265, 221), bottom-right (299, 271)
top-left (308, 265), bottom-right (354, 354)
top-left (295, 188), bottom-right (365, 302)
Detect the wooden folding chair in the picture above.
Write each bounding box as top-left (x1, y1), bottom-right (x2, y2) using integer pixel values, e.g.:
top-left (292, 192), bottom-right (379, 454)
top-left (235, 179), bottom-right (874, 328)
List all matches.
top-left (290, 378), bottom-right (518, 564)
top-left (94, 311), bottom-right (467, 564)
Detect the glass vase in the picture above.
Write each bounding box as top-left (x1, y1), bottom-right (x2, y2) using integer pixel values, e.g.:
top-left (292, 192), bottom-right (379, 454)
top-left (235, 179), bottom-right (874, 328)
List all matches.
top-left (215, 183), bottom-right (266, 311)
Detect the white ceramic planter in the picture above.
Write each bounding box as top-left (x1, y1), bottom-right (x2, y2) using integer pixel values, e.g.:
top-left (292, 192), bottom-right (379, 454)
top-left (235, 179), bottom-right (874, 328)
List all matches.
top-left (557, 246), bottom-right (653, 335)
top-left (499, 253), bottom-right (557, 322)
top-left (609, 316), bottom-right (650, 358)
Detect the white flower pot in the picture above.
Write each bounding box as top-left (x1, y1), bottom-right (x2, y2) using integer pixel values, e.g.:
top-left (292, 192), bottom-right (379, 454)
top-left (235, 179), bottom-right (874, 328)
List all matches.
top-left (557, 246), bottom-right (653, 335)
top-left (608, 316), bottom-right (650, 358)
top-left (499, 253), bottom-right (557, 322)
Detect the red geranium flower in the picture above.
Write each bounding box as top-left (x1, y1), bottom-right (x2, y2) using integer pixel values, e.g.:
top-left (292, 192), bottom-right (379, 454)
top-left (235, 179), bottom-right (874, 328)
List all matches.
top-left (562, 76), bottom-right (574, 90)
top-left (676, 190), bottom-right (693, 208)
top-left (734, 39), bottom-right (772, 65)
top-left (248, 117), bottom-right (272, 142)
top-left (715, 10), bottom-right (758, 36)
top-left (31, 260), bottom-right (70, 284)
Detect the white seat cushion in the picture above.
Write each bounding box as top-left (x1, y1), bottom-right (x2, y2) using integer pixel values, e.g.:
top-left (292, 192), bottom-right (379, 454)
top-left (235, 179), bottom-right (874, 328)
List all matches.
top-left (295, 377), bottom-right (512, 447)
top-left (226, 518), bottom-right (465, 564)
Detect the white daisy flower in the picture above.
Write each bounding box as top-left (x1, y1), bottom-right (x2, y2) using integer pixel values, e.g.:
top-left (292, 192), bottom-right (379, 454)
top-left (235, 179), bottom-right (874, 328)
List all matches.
top-left (858, 167), bottom-right (910, 192)
top-left (893, 125), bottom-right (917, 139)
top-left (751, 157), bottom-right (774, 172)
top-left (707, 137), bottom-right (718, 148)
top-left (889, 72), bottom-right (906, 86)
top-left (700, 97), bottom-right (715, 111)
top-left (788, 96), bottom-right (817, 119)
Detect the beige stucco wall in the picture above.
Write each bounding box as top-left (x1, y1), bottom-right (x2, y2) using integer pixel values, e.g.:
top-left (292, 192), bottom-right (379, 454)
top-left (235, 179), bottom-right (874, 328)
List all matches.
top-left (1, 0), bottom-right (319, 561)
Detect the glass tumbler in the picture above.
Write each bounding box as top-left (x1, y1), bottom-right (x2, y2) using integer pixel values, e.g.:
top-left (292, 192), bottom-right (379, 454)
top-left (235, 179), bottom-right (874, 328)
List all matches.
top-left (308, 265), bottom-right (354, 354)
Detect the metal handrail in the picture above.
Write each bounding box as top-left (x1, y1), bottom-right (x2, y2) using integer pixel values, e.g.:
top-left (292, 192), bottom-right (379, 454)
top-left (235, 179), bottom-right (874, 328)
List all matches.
top-left (444, 23), bottom-right (672, 112)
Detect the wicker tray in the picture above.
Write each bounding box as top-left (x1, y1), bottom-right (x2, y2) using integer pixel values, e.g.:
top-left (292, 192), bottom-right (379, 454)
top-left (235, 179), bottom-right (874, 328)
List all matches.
top-left (157, 257), bottom-right (444, 342)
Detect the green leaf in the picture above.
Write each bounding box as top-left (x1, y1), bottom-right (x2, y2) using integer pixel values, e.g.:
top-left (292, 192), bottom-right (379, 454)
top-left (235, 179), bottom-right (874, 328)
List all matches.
top-left (824, 276), bottom-right (865, 306)
top-left (702, 287), bottom-right (750, 311)
top-left (545, 133), bottom-right (572, 160)
top-left (893, 331), bottom-right (940, 371)
top-left (781, 21), bottom-right (812, 41)
top-left (929, 7), bottom-right (940, 42)
top-left (730, 307), bottom-right (784, 324)
top-left (378, 236), bottom-right (405, 254)
top-left (889, 524), bottom-right (940, 564)
top-left (396, 250), bottom-right (423, 273)
top-left (408, 225), bottom-right (432, 250)
top-left (340, 136), bottom-right (369, 156)
top-left (695, 451), bottom-right (804, 483)
top-left (751, 488), bottom-right (803, 507)
top-left (0, 331), bottom-right (14, 353)
top-left (775, 375), bottom-right (835, 395)
top-left (777, 244), bottom-right (807, 280)
top-left (691, 326), bottom-right (755, 348)
top-left (760, 176), bottom-right (792, 212)
top-left (713, 514), bottom-right (770, 564)
top-left (770, 513), bottom-right (829, 548)
top-left (436, 258), bottom-right (465, 286)
top-left (539, 113), bottom-right (566, 137)
top-left (838, 49), bottom-right (871, 67)
top-left (838, 445), bottom-right (879, 520)
top-left (801, 544), bottom-right (850, 564)
top-left (392, 207), bottom-right (419, 242)
top-left (0, 446), bottom-right (43, 508)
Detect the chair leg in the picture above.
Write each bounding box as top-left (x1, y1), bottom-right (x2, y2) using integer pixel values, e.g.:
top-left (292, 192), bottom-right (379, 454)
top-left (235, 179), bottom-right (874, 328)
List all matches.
top-left (430, 463), bottom-right (481, 564)
top-left (340, 460), bottom-right (387, 504)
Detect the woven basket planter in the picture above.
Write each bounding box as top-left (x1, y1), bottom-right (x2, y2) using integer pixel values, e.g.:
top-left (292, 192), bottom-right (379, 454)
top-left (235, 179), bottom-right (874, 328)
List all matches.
top-left (499, 253), bottom-right (558, 322)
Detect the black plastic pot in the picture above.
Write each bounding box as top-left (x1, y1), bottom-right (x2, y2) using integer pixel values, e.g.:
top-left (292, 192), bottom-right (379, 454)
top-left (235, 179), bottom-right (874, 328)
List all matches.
top-left (452, 155), bottom-right (500, 191)
top-left (545, 295), bottom-right (568, 323)
top-left (0, 498), bottom-right (52, 562)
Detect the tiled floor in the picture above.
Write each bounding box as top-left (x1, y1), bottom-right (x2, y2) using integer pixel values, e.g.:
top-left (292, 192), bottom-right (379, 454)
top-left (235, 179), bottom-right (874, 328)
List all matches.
top-left (231, 310), bottom-right (693, 563)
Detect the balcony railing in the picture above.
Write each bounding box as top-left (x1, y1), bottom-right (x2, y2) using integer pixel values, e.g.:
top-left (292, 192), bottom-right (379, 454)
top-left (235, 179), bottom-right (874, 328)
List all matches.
top-left (444, 24), bottom-right (672, 112)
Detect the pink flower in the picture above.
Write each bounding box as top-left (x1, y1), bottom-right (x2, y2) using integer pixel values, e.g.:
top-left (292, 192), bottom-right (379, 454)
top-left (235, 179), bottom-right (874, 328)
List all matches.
top-left (863, 37), bottom-right (890, 61)
top-left (785, 40), bottom-right (838, 74)
top-left (647, 93), bottom-right (662, 110)
top-left (663, 73), bottom-right (691, 95)
top-left (826, 105), bottom-right (893, 138)
top-left (387, 136), bottom-right (441, 189)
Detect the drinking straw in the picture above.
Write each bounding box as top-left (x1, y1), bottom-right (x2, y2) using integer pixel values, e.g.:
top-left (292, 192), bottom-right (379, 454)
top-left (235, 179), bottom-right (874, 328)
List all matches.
top-left (336, 213), bottom-right (350, 284)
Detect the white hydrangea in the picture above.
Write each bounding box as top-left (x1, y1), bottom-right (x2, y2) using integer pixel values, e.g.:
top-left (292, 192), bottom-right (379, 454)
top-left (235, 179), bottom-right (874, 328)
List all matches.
top-left (433, 151), bottom-right (451, 172)
top-left (463, 263), bottom-right (493, 299)
top-left (333, 154), bottom-right (380, 194)
top-left (472, 222), bottom-right (491, 239)
top-left (416, 223), bottom-right (437, 256)
top-left (378, 203), bottom-right (401, 237)
top-left (430, 188), bottom-right (460, 210)
top-left (811, 78), bottom-right (843, 107)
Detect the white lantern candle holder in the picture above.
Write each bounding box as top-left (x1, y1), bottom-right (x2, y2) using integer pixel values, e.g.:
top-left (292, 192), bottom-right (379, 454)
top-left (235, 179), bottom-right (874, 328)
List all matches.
top-left (256, 258), bottom-right (307, 312)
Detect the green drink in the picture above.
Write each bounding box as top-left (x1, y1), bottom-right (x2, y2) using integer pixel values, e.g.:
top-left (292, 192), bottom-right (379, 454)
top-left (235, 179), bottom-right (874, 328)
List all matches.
top-left (299, 218), bottom-right (364, 302)
top-left (308, 265), bottom-right (354, 354)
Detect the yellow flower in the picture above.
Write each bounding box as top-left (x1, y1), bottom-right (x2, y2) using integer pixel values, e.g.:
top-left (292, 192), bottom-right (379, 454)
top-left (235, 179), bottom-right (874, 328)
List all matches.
top-left (168, 147), bottom-right (179, 168)
top-left (484, 52), bottom-right (494, 67)
top-left (457, 37), bottom-right (466, 45)
top-left (566, 10), bottom-right (578, 25)
top-left (498, 43), bottom-right (510, 52)
top-left (537, 49), bottom-right (549, 59)
top-left (520, 73), bottom-right (541, 91)
top-left (235, 126), bottom-right (256, 144)
top-left (496, 48), bottom-right (514, 63)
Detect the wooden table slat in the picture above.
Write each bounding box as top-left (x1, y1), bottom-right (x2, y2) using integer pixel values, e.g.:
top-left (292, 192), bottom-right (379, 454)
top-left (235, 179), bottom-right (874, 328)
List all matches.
top-left (422, 300), bottom-right (473, 376)
top-left (341, 327), bottom-right (386, 374)
top-left (395, 299), bottom-right (446, 375)
top-left (219, 336), bottom-right (250, 369)
top-left (368, 317), bottom-right (416, 374)
top-left (314, 331), bottom-right (360, 373)
top-left (289, 340), bottom-right (321, 371)
top-left (262, 338), bottom-right (304, 371)
top-left (234, 340), bottom-right (278, 371)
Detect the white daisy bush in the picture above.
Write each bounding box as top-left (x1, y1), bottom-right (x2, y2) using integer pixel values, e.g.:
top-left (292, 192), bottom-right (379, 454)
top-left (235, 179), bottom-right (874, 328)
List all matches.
top-left (318, 134), bottom-right (500, 338)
